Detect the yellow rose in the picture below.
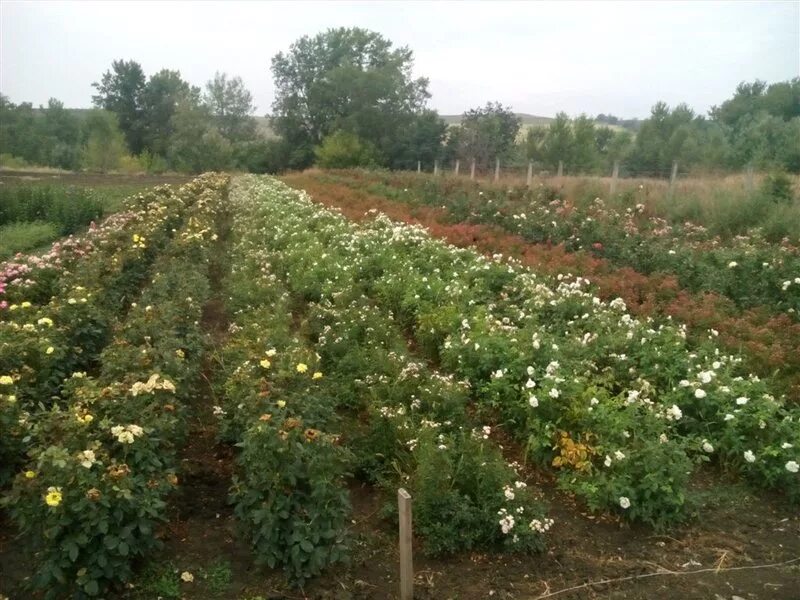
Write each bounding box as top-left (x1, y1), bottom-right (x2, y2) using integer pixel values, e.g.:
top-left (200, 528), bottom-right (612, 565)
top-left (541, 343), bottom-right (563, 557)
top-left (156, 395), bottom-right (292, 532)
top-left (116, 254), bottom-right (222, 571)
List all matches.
top-left (24, 470), bottom-right (36, 479)
top-left (21, 301), bottom-right (32, 308)
top-left (276, 400), bottom-right (286, 408)
top-left (296, 363), bottom-right (308, 373)
top-left (44, 487), bottom-right (62, 507)
top-left (46, 346), bottom-right (54, 355)
top-left (312, 372), bottom-right (323, 380)
top-left (0, 375), bottom-right (13, 386)
top-left (259, 359), bottom-right (271, 369)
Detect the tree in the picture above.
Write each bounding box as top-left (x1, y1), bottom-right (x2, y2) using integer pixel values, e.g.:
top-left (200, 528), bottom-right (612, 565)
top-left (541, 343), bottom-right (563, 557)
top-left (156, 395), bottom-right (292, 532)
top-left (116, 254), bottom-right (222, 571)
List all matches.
top-left (204, 72), bottom-right (257, 142)
top-left (451, 102), bottom-right (521, 168)
top-left (571, 114), bottom-right (599, 173)
top-left (141, 70), bottom-right (200, 157)
top-left (542, 112), bottom-right (573, 170)
top-left (384, 109), bottom-right (447, 170)
top-left (0, 95), bottom-right (40, 163)
top-left (82, 110), bottom-right (126, 172)
top-left (92, 59), bottom-right (145, 153)
top-left (41, 99), bottom-right (81, 169)
top-left (167, 101), bottom-right (232, 172)
top-left (524, 126), bottom-right (548, 164)
top-left (271, 27), bottom-right (431, 168)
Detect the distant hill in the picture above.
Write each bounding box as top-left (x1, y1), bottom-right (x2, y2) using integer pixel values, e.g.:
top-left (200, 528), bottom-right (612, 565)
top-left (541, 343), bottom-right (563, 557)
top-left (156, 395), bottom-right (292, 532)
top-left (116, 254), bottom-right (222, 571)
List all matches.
top-left (441, 112), bottom-right (633, 133)
top-left (440, 113), bottom-right (556, 127)
top-left (39, 110), bottom-right (631, 140)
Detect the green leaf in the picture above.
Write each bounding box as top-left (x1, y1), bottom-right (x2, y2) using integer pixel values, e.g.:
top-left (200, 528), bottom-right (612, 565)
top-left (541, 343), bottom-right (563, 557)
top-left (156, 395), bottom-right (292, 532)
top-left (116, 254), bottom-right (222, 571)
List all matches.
top-left (84, 579), bottom-right (99, 596)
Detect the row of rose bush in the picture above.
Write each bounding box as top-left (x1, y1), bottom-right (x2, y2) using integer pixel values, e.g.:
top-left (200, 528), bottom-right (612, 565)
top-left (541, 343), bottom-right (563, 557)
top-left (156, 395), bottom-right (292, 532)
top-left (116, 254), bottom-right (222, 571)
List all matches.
top-left (323, 171), bottom-right (800, 321)
top-left (283, 173), bottom-right (800, 400)
top-left (1, 173), bottom-right (229, 598)
top-left (0, 182), bottom-right (206, 486)
top-left (268, 175), bottom-right (799, 525)
top-left (217, 177), bottom-right (553, 585)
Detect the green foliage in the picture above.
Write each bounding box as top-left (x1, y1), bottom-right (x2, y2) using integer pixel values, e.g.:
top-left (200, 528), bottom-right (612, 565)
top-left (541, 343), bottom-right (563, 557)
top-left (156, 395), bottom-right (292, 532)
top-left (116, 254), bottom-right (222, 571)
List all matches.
top-left (204, 72), bottom-right (257, 143)
top-left (0, 185), bottom-right (104, 234)
top-left (167, 101), bottom-right (233, 172)
top-left (231, 424), bottom-right (351, 585)
top-left (761, 170), bottom-right (796, 204)
top-left (82, 109), bottom-right (127, 172)
top-left (0, 222), bottom-right (58, 259)
top-left (404, 430), bottom-right (549, 556)
top-left (314, 131), bottom-right (380, 168)
top-left (232, 138), bottom-right (292, 173)
top-left (91, 59), bottom-right (147, 154)
top-left (140, 69), bottom-right (201, 157)
top-left (448, 102), bottom-right (521, 168)
top-left (271, 27), bottom-right (433, 168)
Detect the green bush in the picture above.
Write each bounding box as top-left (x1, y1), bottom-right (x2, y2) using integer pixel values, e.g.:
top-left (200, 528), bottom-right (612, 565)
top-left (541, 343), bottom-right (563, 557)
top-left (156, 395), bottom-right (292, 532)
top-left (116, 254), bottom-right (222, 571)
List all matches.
top-left (231, 421), bottom-right (350, 585)
top-left (0, 185), bottom-right (104, 234)
top-left (314, 131), bottom-right (380, 169)
top-left (761, 170), bottom-right (796, 204)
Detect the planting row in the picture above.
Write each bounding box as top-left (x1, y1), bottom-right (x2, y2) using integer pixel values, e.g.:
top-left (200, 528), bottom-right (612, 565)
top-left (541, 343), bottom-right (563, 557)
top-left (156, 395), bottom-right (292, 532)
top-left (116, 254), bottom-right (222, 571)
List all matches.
top-left (260, 175), bottom-right (798, 522)
top-left (0, 181), bottom-right (208, 485)
top-left (1, 174), bottom-right (229, 598)
top-left (214, 176), bottom-right (552, 585)
top-left (324, 170), bottom-right (800, 319)
top-left (283, 172), bottom-right (800, 397)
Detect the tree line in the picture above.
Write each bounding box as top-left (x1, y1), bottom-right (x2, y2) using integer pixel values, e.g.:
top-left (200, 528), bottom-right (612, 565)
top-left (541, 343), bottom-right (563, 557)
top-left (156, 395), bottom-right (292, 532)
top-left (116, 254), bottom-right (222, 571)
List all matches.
top-left (1, 27), bottom-right (798, 175)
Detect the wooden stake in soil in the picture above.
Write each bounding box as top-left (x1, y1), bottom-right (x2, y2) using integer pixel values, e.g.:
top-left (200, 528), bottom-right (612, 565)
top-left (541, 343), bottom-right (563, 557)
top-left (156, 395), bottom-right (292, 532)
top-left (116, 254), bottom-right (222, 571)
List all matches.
top-left (455, 159), bottom-right (460, 176)
top-left (470, 158), bottom-right (476, 180)
top-left (557, 160), bottom-right (564, 178)
top-left (494, 158), bottom-right (500, 182)
top-left (398, 488), bottom-right (413, 600)
top-left (434, 160), bottom-right (439, 176)
top-left (527, 160), bottom-right (533, 188)
top-left (668, 160), bottom-right (678, 199)
top-left (610, 160), bottom-right (619, 195)
top-left (417, 160), bottom-right (421, 173)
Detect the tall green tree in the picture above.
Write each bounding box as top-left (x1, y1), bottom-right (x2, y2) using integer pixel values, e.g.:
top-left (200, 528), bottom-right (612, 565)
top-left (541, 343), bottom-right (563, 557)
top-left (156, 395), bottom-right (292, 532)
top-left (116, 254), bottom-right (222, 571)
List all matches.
top-left (91, 59), bottom-right (145, 153)
top-left (450, 102), bottom-right (521, 168)
top-left (141, 69), bottom-right (200, 157)
top-left (271, 27), bottom-right (431, 168)
top-left (0, 95), bottom-right (40, 164)
top-left (41, 99), bottom-right (81, 169)
top-left (571, 114), bottom-right (599, 173)
top-left (167, 101), bottom-right (233, 173)
top-left (385, 109), bottom-right (447, 170)
top-left (82, 110), bottom-right (126, 172)
top-left (542, 112), bottom-right (573, 170)
top-left (204, 72), bottom-right (257, 143)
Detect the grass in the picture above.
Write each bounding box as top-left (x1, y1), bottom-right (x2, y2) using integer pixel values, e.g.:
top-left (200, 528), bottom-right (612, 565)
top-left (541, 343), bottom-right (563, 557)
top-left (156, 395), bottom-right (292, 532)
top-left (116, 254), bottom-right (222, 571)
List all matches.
top-left (131, 560), bottom-right (233, 599)
top-left (406, 168), bottom-right (800, 242)
top-left (0, 180), bottom-right (177, 259)
top-left (0, 221), bottom-right (59, 259)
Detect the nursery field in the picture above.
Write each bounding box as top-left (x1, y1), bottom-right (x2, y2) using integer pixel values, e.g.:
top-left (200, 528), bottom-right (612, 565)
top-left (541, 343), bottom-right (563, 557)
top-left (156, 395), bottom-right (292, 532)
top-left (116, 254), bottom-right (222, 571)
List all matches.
top-left (1, 173), bottom-right (798, 600)
top-left (0, 170), bottom-right (194, 259)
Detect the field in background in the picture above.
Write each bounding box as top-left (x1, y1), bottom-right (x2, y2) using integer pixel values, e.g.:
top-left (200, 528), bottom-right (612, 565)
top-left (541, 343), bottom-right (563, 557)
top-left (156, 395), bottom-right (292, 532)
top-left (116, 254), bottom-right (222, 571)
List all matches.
top-left (0, 170), bottom-right (193, 258)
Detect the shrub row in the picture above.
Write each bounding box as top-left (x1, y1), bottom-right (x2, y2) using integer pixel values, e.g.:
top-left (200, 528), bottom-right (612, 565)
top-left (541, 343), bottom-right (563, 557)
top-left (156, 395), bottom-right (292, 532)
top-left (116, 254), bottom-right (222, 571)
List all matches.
top-left (1, 173), bottom-right (229, 598)
top-left (267, 175), bottom-right (799, 525)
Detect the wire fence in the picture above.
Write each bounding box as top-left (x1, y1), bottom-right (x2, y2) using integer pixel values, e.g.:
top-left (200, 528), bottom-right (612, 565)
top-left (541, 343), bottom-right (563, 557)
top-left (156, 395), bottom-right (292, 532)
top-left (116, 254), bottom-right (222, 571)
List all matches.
top-left (407, 158), bottom-right (760, 197)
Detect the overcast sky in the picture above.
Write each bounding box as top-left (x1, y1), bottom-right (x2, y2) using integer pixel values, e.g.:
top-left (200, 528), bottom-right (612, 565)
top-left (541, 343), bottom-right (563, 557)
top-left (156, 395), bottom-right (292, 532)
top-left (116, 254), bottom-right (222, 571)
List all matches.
top-left (1, 1), bottom-right (798, 118)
